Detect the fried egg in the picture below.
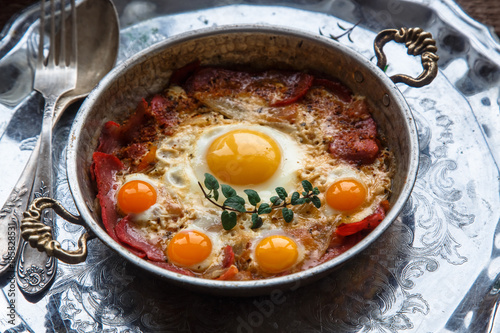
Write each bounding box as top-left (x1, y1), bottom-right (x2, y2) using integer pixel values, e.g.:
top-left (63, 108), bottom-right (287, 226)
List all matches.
top-left (321, 164), bottom-right (387, 223)
top-left (250, 230), bottom-right (305, 274)
top-left (117, 173), bottom-right (160, 216)
top-left (156, 121), bottom-right (307, 207)
top-left (192, 123), bottom-right (307, 202)
top-left (116, 173), bottom-right (183, 231)
top-left (166, 224), bottom-right (222, 271)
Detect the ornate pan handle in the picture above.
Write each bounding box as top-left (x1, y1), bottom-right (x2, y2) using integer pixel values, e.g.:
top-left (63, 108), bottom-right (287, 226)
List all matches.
top-left (21, 197), bottom-right (90, 264)
top-left (374, 27), bottom-right (439, 87)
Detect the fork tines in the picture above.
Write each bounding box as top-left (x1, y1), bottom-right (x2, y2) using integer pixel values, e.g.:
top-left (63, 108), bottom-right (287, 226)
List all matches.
top-left (38, 0), bottom-right (77, 67)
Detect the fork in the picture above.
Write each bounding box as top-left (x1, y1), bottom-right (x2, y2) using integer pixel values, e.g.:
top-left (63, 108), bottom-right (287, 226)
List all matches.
top-left (16, 0), bottom-right (77, 295)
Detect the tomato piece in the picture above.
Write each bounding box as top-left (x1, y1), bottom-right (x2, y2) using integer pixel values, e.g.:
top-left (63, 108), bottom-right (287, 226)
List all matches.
top-left (270, 72), bottom-right (314, 107)
top-left (216, 265), bottom-right (239, 280)
top-left (136, 145), bottom-right (157, 171)
top-left (335, 205), bottom-right (386, 236)
top-left (335, 220), bottom-right (370, 236)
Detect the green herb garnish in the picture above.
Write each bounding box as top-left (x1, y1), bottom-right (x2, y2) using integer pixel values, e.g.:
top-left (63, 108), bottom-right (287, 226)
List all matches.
top-left (198, 173), bottom-right (322, 230)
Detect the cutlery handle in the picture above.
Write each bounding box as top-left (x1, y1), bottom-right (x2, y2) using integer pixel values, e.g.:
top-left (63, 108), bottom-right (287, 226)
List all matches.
top-left (0, 141), bottom-right (39, 276)
top-left (0, 92), bottom-right (74, 278)
top-left (16, 96), bottom-right (58, 295)
top-left (33, 96), bottom-right (57, 201)
top-left (445, 269), bottom-right (500, 332)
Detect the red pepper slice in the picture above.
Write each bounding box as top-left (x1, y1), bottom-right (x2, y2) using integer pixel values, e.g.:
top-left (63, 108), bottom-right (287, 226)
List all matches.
top-left (335, 205), bottom-right (387, 236)
top-left (216, 265), bottom-right (239, 280)
top-left (270, 72), bottom-right (314, 107)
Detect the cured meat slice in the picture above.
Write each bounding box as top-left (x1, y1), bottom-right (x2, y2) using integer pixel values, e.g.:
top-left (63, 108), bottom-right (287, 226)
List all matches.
top-left (115, 215), bottom-right (166, 262)
top-left (313, 78), bottom-right (352, 103)
top-left (329, 117), bottom-right (380, 165)
top-left (96, 121), bottom-right (121, 154)
top-left (169, 60), bottom-right (201, 86)
top-left (222, 245), bottom-right (235, 268)
top-left (184, 67), bottom-right (313, 107)
top-left (318, 233), bottom-right (363, 264)
top-left (149, 94), bottom-right (180, 130)
top-left (91, 152), bottom-right (124, 241)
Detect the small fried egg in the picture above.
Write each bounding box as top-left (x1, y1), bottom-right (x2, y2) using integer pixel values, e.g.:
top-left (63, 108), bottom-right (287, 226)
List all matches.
top-left (326, 178), bottom-right (367, 212)
top-left (116, 173), bottom-right (178, 226)
top-left (166, 224), bottom-right (222, 271)
top-left (117, 174), bottom-right (158, 214)
top-left (251, 231), bottom-right (305, 274)
top-left (322, 166), bottom-right (380, 222)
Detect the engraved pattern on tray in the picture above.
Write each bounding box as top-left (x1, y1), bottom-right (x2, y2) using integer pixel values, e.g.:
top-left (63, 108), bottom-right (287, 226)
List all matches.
top-left (0, 1), bottom-right (499, 332)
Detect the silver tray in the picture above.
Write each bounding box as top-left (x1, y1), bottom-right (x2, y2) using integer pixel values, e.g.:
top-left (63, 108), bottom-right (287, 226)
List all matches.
top-left (1, 0), bottom-right (499, 332)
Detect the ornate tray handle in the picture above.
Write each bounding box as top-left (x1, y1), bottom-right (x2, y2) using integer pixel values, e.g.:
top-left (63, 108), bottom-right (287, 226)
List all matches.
top-left (374, 27), bottom-right (439, 87)
top-left (21, 197), bottom-right (89, 264)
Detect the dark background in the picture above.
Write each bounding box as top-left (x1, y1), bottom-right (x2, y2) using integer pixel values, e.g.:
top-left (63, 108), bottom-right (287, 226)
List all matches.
top-left (1, 0), bottom-right (499, 39)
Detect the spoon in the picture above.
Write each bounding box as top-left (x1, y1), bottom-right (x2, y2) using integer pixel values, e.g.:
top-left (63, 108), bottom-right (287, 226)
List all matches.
top-left (0, 0), bottom-right (119, 294)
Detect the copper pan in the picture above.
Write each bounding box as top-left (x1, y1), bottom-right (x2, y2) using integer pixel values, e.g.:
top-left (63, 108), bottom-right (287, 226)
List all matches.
top-left (21, 25), bottom-right (438, 296)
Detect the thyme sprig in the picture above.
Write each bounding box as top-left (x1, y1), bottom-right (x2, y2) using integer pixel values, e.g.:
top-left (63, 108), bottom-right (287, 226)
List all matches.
top-left (198, 173), bottom-right (321, 230)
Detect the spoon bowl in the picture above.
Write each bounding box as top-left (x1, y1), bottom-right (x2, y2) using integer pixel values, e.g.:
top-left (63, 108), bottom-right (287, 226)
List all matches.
top-left (56, 0), bottom-right (119, 115)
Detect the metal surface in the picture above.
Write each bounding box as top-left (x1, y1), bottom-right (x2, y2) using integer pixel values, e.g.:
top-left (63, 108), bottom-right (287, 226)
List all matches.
top-left (66, 25), bottom-right (420, 296)
top-left (0, 0), bottom-right (499, 331)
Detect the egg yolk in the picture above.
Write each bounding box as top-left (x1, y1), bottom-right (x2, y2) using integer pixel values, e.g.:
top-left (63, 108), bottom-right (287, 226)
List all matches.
top-left (206, 129), bottom-right (281, 185)
top-left (326, 179), bottom-right (366, 211)
top-left (167, 230), bottom-right (212, 267)
top-left (255, 235), bottom-right (298, 273)
top-left (117, 180), bottom-right (157, 214)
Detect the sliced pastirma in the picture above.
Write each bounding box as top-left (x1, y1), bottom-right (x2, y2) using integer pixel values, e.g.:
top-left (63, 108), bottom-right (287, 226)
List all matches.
top-left (115, 215), bottom-right (166, 262)
top-left (91, 152), bottom-right (124, 242)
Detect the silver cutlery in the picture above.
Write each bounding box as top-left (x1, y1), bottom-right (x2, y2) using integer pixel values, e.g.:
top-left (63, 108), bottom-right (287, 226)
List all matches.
top-left (16, 0), bottom-right (78, 296)
top-left (0, 0), bottom-right (119, 292)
